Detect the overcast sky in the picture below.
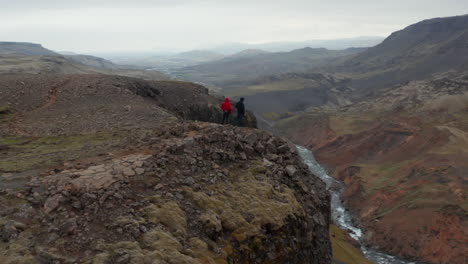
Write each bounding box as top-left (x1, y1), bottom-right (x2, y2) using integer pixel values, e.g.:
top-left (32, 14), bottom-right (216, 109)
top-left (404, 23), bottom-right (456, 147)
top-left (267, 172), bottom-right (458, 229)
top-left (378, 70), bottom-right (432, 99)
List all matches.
top-left (1, 0), bottom-right (468, 53)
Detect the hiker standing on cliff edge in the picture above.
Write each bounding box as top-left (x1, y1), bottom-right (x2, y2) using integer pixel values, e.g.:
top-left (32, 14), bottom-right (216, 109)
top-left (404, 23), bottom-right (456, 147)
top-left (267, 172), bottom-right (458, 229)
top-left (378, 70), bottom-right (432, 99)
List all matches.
top-left (220, 98), bottom-right (232, 124)
top-left (235, 97), bottom-right (245, 127)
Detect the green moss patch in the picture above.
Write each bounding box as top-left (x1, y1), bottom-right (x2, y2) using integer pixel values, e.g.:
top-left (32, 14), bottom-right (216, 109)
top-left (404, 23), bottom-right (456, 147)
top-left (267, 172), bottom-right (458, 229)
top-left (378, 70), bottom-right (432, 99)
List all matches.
top-left (185, 169), bottom-right (304, 242)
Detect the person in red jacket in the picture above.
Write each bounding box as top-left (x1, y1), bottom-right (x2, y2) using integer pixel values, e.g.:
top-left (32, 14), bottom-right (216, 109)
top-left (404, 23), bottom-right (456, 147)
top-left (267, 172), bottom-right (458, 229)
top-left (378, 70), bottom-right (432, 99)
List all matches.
top-left (220, 98), bottom-right (232, 124)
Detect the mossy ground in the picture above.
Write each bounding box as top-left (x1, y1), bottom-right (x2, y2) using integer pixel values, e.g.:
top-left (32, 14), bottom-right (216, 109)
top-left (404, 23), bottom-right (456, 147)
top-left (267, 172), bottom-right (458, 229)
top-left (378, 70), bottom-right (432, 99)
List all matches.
top-left (330, 225), bottom-right (373, 264)
top-left (0, 132), bottom-right (126, 172)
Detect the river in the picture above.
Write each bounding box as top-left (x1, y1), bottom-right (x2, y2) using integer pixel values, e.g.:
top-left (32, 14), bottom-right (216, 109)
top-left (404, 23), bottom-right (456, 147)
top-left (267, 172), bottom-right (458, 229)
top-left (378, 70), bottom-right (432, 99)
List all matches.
top-left (296, 146), bottom-right (420, 264)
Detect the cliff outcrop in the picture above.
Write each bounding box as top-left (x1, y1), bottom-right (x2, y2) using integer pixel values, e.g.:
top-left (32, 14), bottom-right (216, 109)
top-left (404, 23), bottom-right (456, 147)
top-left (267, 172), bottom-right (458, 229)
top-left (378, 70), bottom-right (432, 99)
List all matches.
top-left (0, 74), bottom-right (331, 264)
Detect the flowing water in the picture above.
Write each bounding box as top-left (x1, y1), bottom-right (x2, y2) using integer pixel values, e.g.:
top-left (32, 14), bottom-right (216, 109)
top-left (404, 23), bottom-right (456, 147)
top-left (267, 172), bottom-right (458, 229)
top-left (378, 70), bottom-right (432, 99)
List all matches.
top-left (296, 146), bottom-right (419, 264)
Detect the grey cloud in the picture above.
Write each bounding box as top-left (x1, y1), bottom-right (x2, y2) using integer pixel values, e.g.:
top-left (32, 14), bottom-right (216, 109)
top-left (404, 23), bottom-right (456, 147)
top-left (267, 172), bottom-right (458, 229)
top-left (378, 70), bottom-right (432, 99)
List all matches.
top-left (1, 0), bottom-right (194, 9)
top-left (1, 0), bottom-right (467, 52)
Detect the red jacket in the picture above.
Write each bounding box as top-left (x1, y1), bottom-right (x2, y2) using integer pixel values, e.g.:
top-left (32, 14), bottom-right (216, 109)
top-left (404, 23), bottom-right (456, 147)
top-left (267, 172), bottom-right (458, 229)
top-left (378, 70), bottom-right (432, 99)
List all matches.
top-left (221, 98), bottom-right (232, 114)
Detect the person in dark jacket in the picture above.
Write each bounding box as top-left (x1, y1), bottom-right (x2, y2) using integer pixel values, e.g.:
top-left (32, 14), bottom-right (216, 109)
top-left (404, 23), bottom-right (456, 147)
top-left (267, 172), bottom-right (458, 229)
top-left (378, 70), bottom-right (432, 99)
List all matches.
top-left (220, 98), bottom-right (232, 124)
top-left (235, 98), bottom-right (245, 126)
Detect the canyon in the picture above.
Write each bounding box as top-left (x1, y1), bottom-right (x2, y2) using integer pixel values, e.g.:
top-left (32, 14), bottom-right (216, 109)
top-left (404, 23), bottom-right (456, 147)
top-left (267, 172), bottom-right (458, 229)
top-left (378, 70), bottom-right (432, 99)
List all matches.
top-left (1, 12), bottom-right (467, 264)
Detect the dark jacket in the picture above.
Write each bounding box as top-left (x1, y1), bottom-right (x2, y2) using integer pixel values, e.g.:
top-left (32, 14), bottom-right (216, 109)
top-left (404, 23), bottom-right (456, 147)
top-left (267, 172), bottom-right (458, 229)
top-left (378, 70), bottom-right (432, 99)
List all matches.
top-left (235, 101), bottom-right (245, 116)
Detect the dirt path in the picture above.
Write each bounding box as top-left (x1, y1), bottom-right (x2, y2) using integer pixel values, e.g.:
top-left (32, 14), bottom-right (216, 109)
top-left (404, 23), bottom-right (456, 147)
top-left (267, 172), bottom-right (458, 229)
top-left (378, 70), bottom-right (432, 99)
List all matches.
top-left (37, 77), bottom-right (72, 111)
top-left (437, 125), bottom-right (468, 143)
top-left (6, 77), bottom-right (72, 136)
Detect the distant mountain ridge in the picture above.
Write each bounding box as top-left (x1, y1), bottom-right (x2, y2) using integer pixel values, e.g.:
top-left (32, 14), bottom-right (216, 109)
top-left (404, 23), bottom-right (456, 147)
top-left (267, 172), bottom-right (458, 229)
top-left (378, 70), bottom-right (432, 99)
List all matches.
top-left (226, 49), bottom-right (270, 59)
top-left (0, 42), bottom-right (169, 81)
top-left (0, 42), bottom-right (57, 56)
top-left (174, 47), bottom-right (367, 89)
top-left (172, 50), bottom-right (224, 61)
top-left (64, 54), bottom-right (118, 69)
top-left (227, 14), bottom-right (468, 121)
top-left (336, 14), bottom-right (468, 96)
top-left (0, 42), bottom-right (121, 70)
top-left (208, 36), bottom-right (385, 54)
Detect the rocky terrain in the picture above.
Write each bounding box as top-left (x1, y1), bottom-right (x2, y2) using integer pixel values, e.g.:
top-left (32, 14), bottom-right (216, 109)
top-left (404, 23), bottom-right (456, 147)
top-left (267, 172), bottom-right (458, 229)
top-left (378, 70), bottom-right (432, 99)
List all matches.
top-left (0, 74), bottom-right (225, 136)
top-left (0, 123), bottom-right (331, 264)
top-left (0, 74), bottom-right (332, 263)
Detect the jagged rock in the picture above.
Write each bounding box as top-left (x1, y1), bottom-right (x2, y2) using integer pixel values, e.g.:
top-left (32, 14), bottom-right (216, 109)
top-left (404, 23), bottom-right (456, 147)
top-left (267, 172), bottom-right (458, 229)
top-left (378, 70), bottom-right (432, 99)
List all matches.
top-left (245, 133), bottom-right (258, 146)
top-left (59, 218), bottom-right (78, 236)
top-left (262, 158), bottom-right (274, 168)
top-left (72, 200), bottom-right (82, 209)
top-left (266, 153), bottom-right (279, 161)
top-left (44, 194), bottom-right (64, 214)
top-left (123, 168), bottom-right (135, 176)
top-left (255, 142), bottom-right (265, 153)
top-left (82, 193), bottom-right (97, 201)
top-left (0, 221), bottom-right (24, 242)
top-left (239, 152), bottom-right (247, 160)
top-left (211, 152), bottom-right (222, 160)
top-left (244, 145), bottom-right (255, 155)
top-left (277, 144), bottom-right (291, 154)
top-left (135, 168), bottom-right (145, 175)
top-left (286, 165), bottom-right (298, 177)
top-left (266, 139), bottom-right (277, 154)
top-left (184, 177), bottom-right (195, 185)
top-left (88, 165), bottom-right (105, 171)
top-left (133, 161), bottom-right (144, 168)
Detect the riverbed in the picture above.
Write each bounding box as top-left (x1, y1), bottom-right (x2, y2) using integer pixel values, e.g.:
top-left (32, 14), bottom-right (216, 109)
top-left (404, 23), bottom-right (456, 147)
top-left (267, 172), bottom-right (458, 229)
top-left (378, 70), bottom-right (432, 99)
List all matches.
top-left (296, 146), bottom-right (420, 264)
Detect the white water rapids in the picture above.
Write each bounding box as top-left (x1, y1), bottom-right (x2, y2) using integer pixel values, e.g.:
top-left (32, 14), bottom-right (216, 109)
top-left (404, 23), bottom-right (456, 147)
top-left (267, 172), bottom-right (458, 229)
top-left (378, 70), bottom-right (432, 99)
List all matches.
top-left (296, 146), bottom-right (420, 264)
